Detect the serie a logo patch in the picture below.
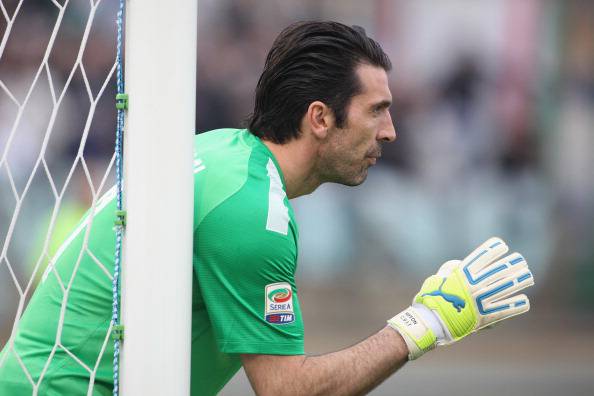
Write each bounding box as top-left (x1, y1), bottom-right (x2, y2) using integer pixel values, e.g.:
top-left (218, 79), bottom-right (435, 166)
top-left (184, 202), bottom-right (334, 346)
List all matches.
top-left (265, 282), bottom-right (295, 324)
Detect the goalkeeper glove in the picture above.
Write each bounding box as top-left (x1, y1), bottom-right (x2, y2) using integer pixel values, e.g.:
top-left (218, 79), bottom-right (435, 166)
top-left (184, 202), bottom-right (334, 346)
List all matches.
top-left (388, 237), bottom-right (534, 360)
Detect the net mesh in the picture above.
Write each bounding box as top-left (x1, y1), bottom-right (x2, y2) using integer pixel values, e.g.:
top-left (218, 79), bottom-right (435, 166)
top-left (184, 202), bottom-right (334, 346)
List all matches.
top-left (0, 0), bottom-right (118, 393)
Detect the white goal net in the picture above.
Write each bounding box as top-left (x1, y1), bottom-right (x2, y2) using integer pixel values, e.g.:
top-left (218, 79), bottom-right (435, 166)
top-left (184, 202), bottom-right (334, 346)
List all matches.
top-left (0, 0), bottom-right (119, 393)
top-left (1, 0), bottom-right (196, 394)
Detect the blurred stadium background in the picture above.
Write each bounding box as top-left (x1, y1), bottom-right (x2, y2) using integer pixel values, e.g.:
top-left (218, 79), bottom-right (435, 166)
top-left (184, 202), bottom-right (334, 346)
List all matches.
top-left (1, 0), bottom-right (593, 395)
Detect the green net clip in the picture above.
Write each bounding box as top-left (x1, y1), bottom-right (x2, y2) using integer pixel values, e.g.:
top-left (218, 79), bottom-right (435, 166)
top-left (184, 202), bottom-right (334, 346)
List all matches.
top-left (112, 324), bottom-right (124, 341)
top-left (116, 93), bottom-right (128, 110)
top-left (115, 210), bottom-right (127, 227)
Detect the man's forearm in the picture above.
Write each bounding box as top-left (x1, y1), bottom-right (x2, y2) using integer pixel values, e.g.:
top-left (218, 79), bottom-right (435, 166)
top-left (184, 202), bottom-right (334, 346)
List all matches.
top-left (243, 238), bottom-right (534, 395)
top-left (242, 326), bottom-right (409, 396)
top-left (302, 326), bottom-right (409, 395)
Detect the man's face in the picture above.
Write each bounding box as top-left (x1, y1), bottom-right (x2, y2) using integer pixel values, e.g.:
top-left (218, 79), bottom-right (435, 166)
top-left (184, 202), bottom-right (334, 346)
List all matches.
top-left (318, 64), bottom-right (396, 186)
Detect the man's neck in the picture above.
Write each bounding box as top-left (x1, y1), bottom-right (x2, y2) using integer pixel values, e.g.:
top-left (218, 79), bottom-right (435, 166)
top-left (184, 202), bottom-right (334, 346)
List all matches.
top-left (263, 138), bottom-right (322, 199)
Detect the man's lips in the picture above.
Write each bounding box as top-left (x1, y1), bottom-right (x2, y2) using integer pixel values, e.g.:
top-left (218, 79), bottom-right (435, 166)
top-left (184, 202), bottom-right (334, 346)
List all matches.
top-left (367, 155), bottom-right (378, 165)
top-left (366, 147), bottom-right (382, 165)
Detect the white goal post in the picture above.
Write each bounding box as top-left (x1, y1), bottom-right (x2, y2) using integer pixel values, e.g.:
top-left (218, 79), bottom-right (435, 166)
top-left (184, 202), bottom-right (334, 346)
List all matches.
top-left (120, 0), bottom-right (196, 395)
top-left (0, 0), bottom-right (195, 393)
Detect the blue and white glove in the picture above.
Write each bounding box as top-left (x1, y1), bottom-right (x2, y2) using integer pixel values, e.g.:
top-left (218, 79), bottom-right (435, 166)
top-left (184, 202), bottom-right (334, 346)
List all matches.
top-left (388, 237), bottom-right (534, 360)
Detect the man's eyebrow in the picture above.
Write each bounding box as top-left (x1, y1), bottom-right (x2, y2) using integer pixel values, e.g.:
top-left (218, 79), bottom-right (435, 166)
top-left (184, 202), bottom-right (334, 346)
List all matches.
top-left (372, 100), bottom-right (392, 110)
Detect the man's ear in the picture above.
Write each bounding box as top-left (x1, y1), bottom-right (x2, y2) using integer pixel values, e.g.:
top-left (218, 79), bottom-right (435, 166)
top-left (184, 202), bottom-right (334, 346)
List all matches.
top-left (304, 101), bottom-right (335, 140)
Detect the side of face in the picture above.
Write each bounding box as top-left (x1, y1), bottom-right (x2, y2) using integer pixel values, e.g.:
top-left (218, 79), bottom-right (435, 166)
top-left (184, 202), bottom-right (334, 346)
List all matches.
top-left (318, 63), bottom-right (396, 186)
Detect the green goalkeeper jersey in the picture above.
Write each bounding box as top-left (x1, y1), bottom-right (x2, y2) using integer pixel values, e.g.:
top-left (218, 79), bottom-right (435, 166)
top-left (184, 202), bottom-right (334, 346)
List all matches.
top-left (0, 129), bottom-right (304, 395)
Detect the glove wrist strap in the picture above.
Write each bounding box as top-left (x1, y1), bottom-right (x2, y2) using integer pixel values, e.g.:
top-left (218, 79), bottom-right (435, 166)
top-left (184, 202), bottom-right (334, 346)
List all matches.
top-left (412, 303), bottom-right (448, 342)
top-left (387, 306), bottom-right (437, 360)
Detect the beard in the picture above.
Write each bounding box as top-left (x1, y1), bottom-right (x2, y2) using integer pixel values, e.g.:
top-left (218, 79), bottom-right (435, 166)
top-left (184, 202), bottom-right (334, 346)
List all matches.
top-left (317, 124), bottom-right (383, 186)
top-left (318, 144), bottom-right (380, 187)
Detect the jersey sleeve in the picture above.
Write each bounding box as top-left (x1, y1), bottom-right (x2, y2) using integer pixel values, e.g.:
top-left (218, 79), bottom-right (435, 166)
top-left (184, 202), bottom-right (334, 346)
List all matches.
top-left (194, 193), bottom-right (304, 356)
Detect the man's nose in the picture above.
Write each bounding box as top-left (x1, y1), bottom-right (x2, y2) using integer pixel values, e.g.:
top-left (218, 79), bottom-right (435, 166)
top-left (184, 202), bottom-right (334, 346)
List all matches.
top-left (378, 111), bottom-right (396, 142)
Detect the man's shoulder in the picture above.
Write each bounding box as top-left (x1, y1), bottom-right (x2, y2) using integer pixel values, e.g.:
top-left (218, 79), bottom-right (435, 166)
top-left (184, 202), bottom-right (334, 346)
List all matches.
top-left (193, 127), bottom-right (272, 181)
top-left (193, 129), bottom-right (291, 230)
top-left (193, 128), bottom-right (258, 152)
top-left (192, 128), bottom-right (268, 176)
top-left (194, 127), bottom-right (243, 143)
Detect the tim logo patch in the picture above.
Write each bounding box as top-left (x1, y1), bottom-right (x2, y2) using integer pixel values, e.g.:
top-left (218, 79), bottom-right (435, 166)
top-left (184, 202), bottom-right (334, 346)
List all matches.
top-left (265, 282), bottom-right (295, 324)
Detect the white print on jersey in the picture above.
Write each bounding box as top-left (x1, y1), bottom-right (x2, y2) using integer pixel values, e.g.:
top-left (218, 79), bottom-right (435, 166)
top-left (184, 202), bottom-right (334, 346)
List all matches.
top-left (193, 155), bottom-right (206, 174)
top-left (265, 159), bottom-right (289, 235)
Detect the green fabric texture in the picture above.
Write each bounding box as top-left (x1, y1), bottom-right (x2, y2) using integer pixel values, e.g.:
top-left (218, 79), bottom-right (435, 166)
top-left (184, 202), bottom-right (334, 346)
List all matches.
top-left (0, 192), bottom-right (117, 396)
top-left (0, 129), bottom-right (303, 396)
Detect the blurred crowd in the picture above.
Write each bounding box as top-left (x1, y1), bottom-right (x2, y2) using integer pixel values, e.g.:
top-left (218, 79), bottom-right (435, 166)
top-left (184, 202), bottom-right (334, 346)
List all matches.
top-left (196, 0), bottom-right (594, 314)
top-left (1, 0), bottom-right (594, 350)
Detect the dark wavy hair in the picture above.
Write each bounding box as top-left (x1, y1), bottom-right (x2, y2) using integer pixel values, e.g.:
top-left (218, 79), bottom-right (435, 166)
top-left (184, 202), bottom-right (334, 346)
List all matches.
top-left (247, 21), bottom-right (391, 144)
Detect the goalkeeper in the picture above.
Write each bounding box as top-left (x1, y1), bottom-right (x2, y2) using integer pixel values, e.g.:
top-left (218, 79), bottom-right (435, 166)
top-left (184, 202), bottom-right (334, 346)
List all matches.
top-left (0, 21), bottom-right (534, 395)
